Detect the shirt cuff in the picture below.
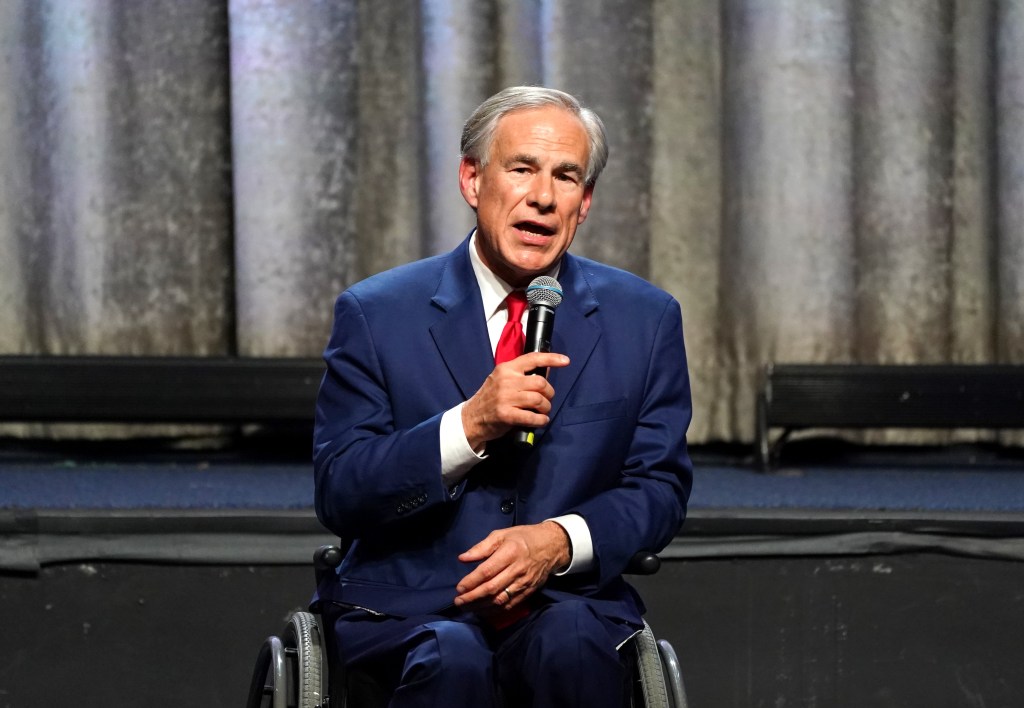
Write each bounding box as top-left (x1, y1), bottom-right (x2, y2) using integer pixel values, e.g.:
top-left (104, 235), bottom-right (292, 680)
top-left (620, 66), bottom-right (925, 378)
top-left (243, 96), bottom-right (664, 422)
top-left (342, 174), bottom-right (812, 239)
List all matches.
top-left (548, 514), bottom-right (595, 575)
top-left (440, 403), bottom-right (486, 487)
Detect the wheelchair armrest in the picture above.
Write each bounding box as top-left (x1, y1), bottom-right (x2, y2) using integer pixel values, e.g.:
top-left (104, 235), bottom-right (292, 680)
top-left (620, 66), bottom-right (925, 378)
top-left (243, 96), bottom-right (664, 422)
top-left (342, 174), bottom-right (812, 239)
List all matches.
top-left (625, 551), bottom-right (661, 575)
top-left (314, 544), bottom-right (344, 570)
top-left (313, 544), bottom-right (343, 585)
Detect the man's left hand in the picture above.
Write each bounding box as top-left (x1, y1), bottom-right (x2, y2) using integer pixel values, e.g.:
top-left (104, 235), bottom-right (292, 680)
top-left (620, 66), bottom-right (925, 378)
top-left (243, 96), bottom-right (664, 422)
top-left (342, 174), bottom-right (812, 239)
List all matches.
top-left (453, 521), bottom-right (571, 611)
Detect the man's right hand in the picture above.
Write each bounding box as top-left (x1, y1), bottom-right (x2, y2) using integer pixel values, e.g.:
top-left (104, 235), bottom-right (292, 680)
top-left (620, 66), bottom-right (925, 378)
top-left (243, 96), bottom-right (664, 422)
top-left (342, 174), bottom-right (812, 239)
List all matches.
top-left (461, 352), bottom-right (570, 451)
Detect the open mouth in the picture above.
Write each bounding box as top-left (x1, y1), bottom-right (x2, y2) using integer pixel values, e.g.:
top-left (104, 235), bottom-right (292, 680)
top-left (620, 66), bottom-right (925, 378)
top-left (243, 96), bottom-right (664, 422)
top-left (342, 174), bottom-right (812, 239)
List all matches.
top-left (514, 221), bottom-right (556, 236)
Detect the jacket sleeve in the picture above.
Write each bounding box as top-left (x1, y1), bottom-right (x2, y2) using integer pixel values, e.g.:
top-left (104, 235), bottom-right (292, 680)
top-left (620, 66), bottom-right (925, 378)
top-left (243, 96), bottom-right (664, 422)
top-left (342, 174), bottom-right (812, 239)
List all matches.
top-left (312, 290), bottom-right (457, 539)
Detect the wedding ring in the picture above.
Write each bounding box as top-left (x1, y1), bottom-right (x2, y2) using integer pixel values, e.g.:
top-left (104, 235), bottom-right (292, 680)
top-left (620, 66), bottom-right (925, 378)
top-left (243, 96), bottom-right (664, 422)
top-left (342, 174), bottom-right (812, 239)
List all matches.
top-left (503, 588), bottom-right (514, 602)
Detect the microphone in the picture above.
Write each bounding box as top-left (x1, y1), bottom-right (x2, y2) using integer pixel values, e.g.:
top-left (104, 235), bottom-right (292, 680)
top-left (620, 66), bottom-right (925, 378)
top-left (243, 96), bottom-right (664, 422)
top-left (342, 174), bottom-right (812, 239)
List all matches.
top-left (514, 276), bottom-right (563, 448)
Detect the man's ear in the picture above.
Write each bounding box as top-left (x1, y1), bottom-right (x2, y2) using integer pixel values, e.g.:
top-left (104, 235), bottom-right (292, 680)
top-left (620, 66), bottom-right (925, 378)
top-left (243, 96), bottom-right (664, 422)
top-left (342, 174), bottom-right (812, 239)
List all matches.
top-left (458, 157), bottom-right (481, 210)
top-left (577, 183), bottom-right (595, 224)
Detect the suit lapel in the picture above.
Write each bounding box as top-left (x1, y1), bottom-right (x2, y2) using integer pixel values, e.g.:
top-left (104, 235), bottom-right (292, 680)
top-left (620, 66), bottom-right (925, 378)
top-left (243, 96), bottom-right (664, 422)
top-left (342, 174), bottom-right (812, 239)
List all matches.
top-left (542, 254), bottom-right (600, 439)
top-left (427, 242), bottom-right (601, 425)
top-left (429, 238), bottom-right (494, 400)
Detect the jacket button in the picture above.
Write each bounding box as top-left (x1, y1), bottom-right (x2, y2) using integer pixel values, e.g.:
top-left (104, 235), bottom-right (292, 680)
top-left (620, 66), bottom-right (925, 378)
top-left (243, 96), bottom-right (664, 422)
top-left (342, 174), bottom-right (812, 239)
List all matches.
top-left (500, 499), bottom-right (515, 514)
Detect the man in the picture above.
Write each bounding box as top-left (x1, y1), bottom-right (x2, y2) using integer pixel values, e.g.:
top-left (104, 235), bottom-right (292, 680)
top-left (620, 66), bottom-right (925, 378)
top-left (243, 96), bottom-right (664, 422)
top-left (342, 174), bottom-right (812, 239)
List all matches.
top-left (313, 86), bottom-right (692, 707)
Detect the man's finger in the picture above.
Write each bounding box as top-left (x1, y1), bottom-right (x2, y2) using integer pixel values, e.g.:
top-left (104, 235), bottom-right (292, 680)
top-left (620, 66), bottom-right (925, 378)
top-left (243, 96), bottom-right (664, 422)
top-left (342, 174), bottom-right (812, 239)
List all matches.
top-left (454, 565), bottom-right (520, 607)
top-left (457, 534), bottom-right (500, 565)
top-left (455, 532), bottom-right (509, 596)
top-left (453, 560), bottom-right (506, 603)
top-left (512, 352), bottom-right (569, 372)
top-left (454, 533), bottom-right (520, 597)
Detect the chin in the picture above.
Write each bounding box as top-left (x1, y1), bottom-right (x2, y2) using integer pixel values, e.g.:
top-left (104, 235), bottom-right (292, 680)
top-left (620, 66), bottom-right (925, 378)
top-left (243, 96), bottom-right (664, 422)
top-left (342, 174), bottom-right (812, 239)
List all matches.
top-left (513, 258), bottom-right (551, 276)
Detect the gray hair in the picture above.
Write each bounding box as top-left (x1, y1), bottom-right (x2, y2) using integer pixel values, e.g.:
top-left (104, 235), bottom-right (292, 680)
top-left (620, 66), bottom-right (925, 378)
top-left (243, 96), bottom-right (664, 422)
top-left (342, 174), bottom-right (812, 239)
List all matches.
top-left (460, 86), bottom-right (609, 187)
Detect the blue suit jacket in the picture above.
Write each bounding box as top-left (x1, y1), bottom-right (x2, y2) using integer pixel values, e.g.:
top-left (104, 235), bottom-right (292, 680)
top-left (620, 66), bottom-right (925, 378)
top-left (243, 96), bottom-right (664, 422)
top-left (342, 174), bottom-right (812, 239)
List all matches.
top-left (312, 236), bottom-right (692, 626)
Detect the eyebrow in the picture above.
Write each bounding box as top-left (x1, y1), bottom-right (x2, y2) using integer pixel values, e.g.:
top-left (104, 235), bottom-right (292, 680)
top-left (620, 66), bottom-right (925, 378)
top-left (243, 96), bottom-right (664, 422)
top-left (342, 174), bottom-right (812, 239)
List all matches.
top-left (554, 160), bottom-right (584, 176)
top-left (505, 153), bottom-right (541, 168)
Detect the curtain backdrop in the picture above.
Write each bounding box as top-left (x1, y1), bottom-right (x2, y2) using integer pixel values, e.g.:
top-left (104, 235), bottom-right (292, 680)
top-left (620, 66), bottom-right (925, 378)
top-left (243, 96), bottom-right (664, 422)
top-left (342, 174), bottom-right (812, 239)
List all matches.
top-left (2, 0), bottom-right (1023, 443)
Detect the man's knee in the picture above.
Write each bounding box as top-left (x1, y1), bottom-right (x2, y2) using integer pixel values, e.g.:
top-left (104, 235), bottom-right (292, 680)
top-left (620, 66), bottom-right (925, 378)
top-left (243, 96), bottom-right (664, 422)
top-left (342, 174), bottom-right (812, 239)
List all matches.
top-left (374, 620), bottom-right (498, 707)
top-left (498, 601), bottom-right (630, 707)
top-left (402, 620), bottom-right (492, 681)
top-left (502, 602), bottom-right (625, 679)
top-left (522, 601), bottom-right (622, 675)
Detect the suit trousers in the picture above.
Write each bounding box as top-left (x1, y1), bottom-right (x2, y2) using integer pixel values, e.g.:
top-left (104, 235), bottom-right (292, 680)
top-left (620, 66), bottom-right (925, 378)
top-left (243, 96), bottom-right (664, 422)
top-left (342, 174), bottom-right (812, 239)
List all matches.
top-left (324, 598), bottom-right (636, 708)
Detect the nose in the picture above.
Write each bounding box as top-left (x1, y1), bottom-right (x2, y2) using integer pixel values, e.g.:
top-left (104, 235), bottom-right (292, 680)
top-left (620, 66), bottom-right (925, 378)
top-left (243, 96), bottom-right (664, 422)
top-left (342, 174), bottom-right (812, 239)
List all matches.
top-left (527, 174), bottom-right (555, 211)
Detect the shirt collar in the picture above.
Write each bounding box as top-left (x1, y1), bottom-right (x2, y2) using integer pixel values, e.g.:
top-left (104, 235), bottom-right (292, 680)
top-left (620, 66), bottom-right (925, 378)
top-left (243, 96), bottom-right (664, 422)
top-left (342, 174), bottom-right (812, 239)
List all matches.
top-left (468, 230), bottom-right (561, 319)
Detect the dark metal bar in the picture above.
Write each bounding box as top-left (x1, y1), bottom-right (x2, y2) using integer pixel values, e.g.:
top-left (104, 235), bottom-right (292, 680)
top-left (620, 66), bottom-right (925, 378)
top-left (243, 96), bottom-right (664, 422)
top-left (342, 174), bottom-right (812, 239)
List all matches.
top-left (0, 356), bottom-right (324, 424)
top-left (757, 363), bottom-right (1024, 469)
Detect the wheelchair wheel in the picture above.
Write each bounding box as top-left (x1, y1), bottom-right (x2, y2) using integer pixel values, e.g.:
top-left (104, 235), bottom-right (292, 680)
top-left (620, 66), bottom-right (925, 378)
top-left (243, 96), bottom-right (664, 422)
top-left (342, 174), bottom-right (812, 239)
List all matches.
top-left (626, 622), bottom-right (692, 708)
top-left (247, 612), bottom-right (328, 708)
top-left (631, 620), bottom-right (672, 708)
top-left (283, 612), bottom-right (328, 708)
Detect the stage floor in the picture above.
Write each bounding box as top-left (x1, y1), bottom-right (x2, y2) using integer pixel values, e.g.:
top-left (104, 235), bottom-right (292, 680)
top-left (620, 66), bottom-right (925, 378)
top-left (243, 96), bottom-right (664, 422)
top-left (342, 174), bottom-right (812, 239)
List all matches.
top-left (3, 441), bottom-right (1024, 708)
top-left (4, 441), bottom-right (1024, 570)
top-left (3, 442), bottom-right (1024, 512)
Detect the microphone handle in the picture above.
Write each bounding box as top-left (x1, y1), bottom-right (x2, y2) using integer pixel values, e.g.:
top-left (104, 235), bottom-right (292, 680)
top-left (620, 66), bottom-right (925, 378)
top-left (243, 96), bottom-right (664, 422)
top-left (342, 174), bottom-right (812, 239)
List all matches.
top-left (514, 304), bottom-right (556, 448)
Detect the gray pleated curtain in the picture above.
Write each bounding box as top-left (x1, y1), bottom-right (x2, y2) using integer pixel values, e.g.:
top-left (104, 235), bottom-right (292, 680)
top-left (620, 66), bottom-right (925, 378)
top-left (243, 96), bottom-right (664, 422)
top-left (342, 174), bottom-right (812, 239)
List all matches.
top-left (2, 0), bottom-right (1023, 444)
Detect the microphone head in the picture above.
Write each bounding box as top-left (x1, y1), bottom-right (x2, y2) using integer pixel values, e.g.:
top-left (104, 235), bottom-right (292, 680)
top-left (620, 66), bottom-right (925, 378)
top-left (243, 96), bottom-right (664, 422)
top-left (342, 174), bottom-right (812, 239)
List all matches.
top-left (526, 276), bottom-right (563, 309)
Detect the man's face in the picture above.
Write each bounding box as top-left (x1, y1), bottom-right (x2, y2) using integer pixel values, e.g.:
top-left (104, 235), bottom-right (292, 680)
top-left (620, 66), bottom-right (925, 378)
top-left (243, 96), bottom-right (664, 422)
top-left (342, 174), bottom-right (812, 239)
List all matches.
top-left (459, 106), bottom-right (594, 288)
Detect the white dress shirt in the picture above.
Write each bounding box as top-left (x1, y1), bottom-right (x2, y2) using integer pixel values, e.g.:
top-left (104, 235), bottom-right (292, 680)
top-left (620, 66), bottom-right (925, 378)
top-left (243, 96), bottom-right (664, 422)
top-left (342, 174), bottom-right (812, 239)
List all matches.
top-left (437, 232), bottom-right (595, 575)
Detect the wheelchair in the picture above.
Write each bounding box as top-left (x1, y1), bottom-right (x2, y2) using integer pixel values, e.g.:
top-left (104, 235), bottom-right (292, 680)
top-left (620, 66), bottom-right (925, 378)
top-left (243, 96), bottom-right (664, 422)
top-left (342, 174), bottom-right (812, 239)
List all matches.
top-left (247, 545), bottom-right (688, 708)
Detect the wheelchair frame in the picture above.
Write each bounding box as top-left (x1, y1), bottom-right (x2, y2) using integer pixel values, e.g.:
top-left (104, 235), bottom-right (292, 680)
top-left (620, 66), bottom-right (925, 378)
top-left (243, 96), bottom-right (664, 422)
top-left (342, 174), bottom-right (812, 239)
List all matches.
top-left (247, 547), bottom-right (688, 708)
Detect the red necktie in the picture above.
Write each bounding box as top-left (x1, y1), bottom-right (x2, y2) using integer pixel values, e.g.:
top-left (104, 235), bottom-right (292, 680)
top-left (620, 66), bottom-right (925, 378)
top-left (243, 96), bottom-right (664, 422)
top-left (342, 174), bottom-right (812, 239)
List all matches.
top-left (494, 291), bottom-right (528, 364)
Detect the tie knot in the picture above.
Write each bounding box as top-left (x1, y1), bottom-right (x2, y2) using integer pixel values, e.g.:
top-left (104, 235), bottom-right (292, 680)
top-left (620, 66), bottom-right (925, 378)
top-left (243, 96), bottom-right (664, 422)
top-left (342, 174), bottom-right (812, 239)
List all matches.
top-left (505, 290), bottom-right (528, 321)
